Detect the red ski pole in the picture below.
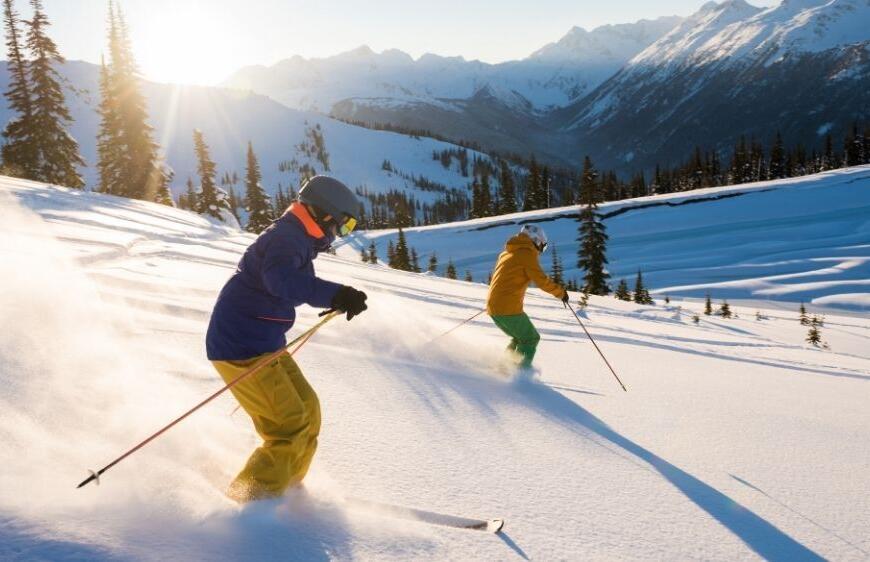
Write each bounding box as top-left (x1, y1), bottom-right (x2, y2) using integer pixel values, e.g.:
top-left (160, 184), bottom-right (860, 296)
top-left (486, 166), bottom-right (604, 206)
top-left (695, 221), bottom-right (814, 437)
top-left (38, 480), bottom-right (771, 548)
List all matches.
top-left (76, 311), bottom-right (341, 489)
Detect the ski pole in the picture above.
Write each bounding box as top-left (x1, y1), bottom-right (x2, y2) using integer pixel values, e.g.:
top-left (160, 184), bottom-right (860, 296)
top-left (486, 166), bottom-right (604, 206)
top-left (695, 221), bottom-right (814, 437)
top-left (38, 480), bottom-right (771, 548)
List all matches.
top-left (566, 302), bottom-right (627, 392)
top-left (428, 308), bottom-right (486, 344)
top-left (76, 311), bottom-right (341, 489)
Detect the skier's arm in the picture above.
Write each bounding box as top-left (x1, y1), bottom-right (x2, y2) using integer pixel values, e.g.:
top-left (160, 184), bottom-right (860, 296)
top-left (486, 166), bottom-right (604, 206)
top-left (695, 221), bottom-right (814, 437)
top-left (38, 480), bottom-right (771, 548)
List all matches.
top-left (523, 251), bottom-right (566, 299)
top-left (261, 247), bottom-right (341, 308)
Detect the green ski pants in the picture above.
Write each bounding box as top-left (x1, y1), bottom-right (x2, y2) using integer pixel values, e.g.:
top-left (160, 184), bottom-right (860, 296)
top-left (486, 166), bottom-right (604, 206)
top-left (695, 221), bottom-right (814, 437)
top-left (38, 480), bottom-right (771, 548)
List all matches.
top-left (491, 313), bottom-right (541, 369)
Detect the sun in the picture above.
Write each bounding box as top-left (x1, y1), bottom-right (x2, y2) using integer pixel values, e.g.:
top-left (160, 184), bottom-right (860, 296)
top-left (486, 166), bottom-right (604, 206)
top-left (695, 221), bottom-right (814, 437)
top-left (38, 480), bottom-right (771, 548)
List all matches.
top-left (131, 5), bottom-right (239, 86)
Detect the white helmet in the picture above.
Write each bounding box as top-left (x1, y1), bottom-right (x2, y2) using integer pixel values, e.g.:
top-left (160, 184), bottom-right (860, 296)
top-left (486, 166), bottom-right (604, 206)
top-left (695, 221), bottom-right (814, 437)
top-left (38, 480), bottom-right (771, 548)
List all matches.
top-left (519, 224), bottom-right (548, 253)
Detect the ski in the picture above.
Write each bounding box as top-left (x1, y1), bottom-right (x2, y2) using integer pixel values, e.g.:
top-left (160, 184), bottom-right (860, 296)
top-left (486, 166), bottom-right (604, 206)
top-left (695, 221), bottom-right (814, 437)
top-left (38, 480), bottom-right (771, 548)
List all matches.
top-left (344, 497), bottom-right (505, 534)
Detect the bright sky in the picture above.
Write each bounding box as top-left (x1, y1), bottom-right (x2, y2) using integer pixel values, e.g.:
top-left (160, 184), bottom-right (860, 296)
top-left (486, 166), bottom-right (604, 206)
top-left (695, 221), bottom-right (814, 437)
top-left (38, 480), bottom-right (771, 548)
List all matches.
top-left (21, 0), bottom-right (778, 86)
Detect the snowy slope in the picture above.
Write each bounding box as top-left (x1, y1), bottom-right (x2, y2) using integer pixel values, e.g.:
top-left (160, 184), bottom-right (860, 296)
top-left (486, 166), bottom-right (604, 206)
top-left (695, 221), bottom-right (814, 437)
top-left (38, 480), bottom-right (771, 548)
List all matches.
top-left (345, 166), bottom-right (870, 311)
top-left (1, 176), bottom-right (869, 561)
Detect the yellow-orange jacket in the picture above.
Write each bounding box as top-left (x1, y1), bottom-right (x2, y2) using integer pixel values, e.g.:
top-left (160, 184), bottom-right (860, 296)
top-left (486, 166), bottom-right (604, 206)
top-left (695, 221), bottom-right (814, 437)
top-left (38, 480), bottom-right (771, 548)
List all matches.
top-left (486, 234), bottom-right (566, 315)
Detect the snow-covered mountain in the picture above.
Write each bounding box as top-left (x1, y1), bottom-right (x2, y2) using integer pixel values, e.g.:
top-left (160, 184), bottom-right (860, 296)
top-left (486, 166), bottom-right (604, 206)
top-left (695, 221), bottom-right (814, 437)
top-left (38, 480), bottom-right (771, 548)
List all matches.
top-left (2, 173), bottom-right (869, 560)
top-left (558, 0), bottom-right (870, 170)
top-left (222, 18), bottom-right (682, 165)
top-left (224, 17), bottom-right (682, 113)
top-left (0, 60), bottom-right (498, 212)
top-left (346, 165), bottom-right (870, 311)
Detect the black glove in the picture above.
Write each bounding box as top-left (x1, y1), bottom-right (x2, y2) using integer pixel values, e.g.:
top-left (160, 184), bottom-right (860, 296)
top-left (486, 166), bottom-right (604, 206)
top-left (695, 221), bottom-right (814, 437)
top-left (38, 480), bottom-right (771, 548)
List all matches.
top-left (561, 290), bottom-right (570, 305)
top-left (331, 285), bottom-right (368, 320)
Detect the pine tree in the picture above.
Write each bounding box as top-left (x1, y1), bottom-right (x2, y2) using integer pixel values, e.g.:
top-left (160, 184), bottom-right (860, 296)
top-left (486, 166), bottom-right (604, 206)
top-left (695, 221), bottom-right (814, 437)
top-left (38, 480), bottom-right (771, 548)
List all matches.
top-left (576, 156), bottom-right (610, 295)
top-left (704, 294), bottom-right (713, 315)
top-left (154, 165), bottom-right (174, 206)
top-left (470, 175), bottom-right (482, 218)
top-left (96, 56), bottom-right (121, 194)
top-left (387, 240), bottom-right (396, 266)
top-left (806, 317), bottom-right (822, 347)
top-left (243, 141), bottom-right (273, 233)
top-left (539, 165), bottom-right (551, 208)
top-left (692, 314), bottom-right (700, 325)
top-left (367, 241), bottom-right (378, 264)
top-left (1, 0), bottom-right (37, 178)
top-left (464, 270), bottom-right (473, 282)
top-left (392, 228), bottom-right (411, 271)
top-left (479, 170), bottom-right (492, 217)
top-left (183, 176), bottom-right (197, 211)
top-left (446, 259), bottom-right (457, 280)
top-left (550, 245), bottom-right (564, 286)
top-left (614, 279), bottom-right (631, 301)
top-left (427, 252), bottom-right (438, 273)
top-left (193, 129), bottom-right (227, 221)
top-left (24, 0), bottom-right (84, 187)
top-left (410, 247), bottom-right (421, 273)
top-left (769, 131), bottom-right (786, 179)
top-left (360, 247), bottom-right (368, 263)
top-left (99, 3), bottom-right (164, 199)
top-left (522, 156), bottom-right (540, 211)
top-left (799, 302), bottom-right (809, 325)
top-left (497, 160), bottom-right (516, 215)
top-left (633, 271), bottom-right (653, 305)
top-left (719, 300), bottom-right (732, 318)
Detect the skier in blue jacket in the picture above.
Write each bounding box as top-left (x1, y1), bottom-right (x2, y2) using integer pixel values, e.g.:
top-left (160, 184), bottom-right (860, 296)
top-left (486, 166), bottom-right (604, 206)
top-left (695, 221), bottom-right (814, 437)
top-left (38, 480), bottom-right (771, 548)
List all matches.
top-left (206, 175), bottom-right (367, 502)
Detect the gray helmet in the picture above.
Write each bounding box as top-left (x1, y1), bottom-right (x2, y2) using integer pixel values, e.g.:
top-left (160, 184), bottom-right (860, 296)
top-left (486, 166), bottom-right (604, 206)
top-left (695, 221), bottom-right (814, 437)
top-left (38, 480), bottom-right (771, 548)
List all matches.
top-left (298, 175), bottom-right (360, 221)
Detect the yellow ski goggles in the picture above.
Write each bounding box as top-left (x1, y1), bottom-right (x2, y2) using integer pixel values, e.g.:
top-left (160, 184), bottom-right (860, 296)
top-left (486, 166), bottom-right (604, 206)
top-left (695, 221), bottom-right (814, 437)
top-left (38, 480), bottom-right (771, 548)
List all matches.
top-left (339, 216), bottom-right (357, 237)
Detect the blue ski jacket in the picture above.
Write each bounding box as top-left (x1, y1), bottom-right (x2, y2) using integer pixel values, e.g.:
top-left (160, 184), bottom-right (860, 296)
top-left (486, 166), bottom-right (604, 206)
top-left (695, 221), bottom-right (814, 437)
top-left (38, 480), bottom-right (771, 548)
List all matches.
top-left (206, 211), bottom-right (342, 360)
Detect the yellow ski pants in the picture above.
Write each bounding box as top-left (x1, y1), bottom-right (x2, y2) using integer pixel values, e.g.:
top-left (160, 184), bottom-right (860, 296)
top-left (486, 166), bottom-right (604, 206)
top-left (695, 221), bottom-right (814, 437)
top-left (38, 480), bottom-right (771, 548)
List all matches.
top-left (211, 351), bottom-right (320, 502)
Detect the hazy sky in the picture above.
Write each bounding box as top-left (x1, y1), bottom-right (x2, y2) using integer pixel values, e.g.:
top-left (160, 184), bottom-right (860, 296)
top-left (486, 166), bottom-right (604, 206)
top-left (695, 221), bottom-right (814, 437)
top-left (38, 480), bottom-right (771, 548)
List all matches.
top-left (18, 0), bottom-right (777, 86)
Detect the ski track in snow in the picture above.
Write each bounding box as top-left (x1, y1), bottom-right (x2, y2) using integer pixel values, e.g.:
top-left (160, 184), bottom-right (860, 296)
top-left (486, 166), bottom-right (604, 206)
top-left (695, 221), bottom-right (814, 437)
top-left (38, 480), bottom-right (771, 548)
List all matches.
top-left (1, 174), bottom-right (869, 560)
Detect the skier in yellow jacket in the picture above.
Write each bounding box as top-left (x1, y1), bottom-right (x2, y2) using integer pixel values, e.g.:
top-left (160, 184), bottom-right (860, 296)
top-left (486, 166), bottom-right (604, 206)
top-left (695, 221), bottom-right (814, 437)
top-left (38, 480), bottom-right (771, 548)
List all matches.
top-left (487, 225), bottom-right (567, 373)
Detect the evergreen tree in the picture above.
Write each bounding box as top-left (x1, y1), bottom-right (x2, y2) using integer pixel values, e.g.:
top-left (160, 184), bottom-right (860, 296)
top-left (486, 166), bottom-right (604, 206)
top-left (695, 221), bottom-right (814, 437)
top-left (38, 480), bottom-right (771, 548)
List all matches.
top-left (614, 279), bottom-right (631, 301)
top-left (704, 294), bottom-right (713, 315)
top-left (576, 156), bottom-right (610, 295)
top-left (243, 141), bottom-right (273, 233)
top-left (367, 241), bottom-right (378, 264)
top-left (427, 252), bottom-right (438, 272)
top-left (539, 165), bottom-right (551, 208)
top-left (1, 0), bottom-right (37, 178)
top-left (24, 0), bottom-right (84, 187)
top-left (392, 227), bottom-right (411, 271)
top-left (96, 56), bottom-right (121, 194)
top-left (386, 240), bottom-right (396, 266)
top-left (692, 314), bottom-right (700, 325)
top-left (470, 175), bottom-right (482, 218)
top-left (183, 176), bottom-right (196, 211)
top-left (769, 131), bottom-right (786, 179)
top-left (193, 129), bottom-right (228, 221)
top-left (446, 259), bottom-right (457, 279)
top-left (464, 270), bottom-right (473, 282)
top-left (99, 3), bottom-right (164, 199)
top-left (799, 302), bottom-right (809, 326)
top-left (154, 165), bottom-right (174, 206)
top-left (806, 317), bottom-right (822, 347)
top-left (479, 169), bottom-right (492, 217)
top-left (360, 247), bottom-right (368, 263)
top-left (719, 300), bottom-right (732, 318)
top-left (633, 271), bottom-right (653, 304)
top-left (410, 247), bottom-right (421, 273)
top-left (522, 156), bottom-right (540, 211)
top-left (550, 244), bottom-right (564, 286)
top-left (497, 159), bottom-right (516, 215)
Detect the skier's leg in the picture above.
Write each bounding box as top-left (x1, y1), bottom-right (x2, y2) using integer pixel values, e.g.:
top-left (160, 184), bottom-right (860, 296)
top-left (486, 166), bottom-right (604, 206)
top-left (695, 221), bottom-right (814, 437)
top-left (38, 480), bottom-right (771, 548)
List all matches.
top-left (492, 314), bottom-right (540, 368)
top-left (491, 315), bottom-right (532, 366)
top-left (212, 353), bottom-right (317, 502)
top-left (278, 353), bottom-right (321, 484)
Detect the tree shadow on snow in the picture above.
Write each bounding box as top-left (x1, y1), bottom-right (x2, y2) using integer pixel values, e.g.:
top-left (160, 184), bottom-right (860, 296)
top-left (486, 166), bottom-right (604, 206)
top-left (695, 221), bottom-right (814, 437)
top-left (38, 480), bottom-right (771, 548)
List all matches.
top-left (512, 380), bottom-right (824, 562)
